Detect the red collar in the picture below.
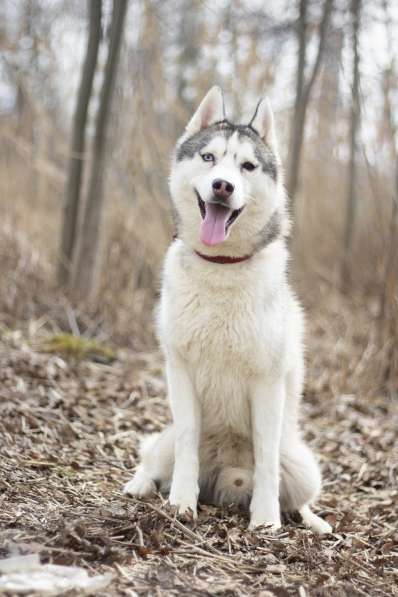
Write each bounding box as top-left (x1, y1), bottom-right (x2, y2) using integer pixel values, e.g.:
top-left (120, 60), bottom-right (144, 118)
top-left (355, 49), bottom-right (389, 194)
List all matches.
top-left (194, 250), bottom-right (252, 264)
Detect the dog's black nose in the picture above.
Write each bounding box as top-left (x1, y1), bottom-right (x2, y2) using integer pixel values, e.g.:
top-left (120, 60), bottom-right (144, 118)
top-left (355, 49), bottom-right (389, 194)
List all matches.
top-left (212, 178), bottom-right (234, 200)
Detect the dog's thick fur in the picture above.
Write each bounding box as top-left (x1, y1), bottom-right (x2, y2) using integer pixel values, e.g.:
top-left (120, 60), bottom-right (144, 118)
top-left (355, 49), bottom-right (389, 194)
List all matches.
top-left (124, 87), bottom-right (331, 534)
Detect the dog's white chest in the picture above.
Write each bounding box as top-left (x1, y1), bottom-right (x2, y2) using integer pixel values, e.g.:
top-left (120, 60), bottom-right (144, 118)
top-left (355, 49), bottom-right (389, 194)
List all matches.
top-left (159, 249), bottom-right (285, 435)
top-left (168, 292), bottom-right (256, 432)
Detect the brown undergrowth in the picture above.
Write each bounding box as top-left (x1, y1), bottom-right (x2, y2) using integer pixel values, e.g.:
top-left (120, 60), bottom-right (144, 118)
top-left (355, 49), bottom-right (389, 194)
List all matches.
top-left (0, 281), bottom-right (397, 596)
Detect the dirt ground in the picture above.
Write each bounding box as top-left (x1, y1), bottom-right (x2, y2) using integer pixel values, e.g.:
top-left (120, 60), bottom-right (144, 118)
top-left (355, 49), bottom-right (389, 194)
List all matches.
top-left (0, 290), bottom-right (397, 596)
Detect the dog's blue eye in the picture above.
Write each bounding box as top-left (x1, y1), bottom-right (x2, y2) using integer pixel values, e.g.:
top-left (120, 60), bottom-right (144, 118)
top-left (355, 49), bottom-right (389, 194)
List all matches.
top-left (242, 161), bottom-right (256, 171)
top-left (202, 153), bottom-right (215, 162)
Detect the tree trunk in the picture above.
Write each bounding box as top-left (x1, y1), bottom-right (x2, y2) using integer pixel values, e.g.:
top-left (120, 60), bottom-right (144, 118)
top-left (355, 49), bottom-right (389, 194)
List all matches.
top-left (317, 25), bottom-right (343, 158)
top-left (58, 0), bottom-right (102, 287)
top-left (286, 0), bottom-right (307, 203)
top-left (380, 162), bottom-right (398, 320)
top-left (72, 0), bottom-right (128, 299)
top-left (341, 0), bottom-right (361, 293)
top-left (379, 0), bottom-right (397, 321)
top-left (286, 0), bottom-right (333, 204)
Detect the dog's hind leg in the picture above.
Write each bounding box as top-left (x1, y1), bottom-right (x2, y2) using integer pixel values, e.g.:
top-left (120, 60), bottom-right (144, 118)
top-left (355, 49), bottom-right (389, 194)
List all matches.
top-left (280, 439), bottom-right (321, 511)
top-left (279, 366), bottom-right (331, 534)
top-left (280, 439), bottom-right (331, 534)
top-left (123, 426), bottom-right (174, 497)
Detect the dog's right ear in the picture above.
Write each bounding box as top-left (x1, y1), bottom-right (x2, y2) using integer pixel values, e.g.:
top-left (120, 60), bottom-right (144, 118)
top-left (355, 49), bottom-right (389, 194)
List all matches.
top-left (185, 86), bottom-right (225, 136)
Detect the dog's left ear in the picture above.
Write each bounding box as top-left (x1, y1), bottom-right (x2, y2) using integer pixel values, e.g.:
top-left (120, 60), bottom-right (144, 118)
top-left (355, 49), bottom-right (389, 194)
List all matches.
top-left (185, 86), bottom-right (225, 136)
top-left (249, 97), bottom-right (277, 147)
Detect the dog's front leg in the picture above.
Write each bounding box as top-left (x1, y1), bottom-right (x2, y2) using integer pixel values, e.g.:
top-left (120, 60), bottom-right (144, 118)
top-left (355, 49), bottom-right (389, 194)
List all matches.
top-left (167, 357), bottom-right (200, 518)
top-left (249, 376), bottom-right (285, 531)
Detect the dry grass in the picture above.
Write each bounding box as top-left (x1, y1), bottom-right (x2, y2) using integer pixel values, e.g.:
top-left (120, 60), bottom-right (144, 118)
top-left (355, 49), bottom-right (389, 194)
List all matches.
top-left (0, 112), bottom-right (397, 596)
top-left (0, 283), bottom-right (397, 596)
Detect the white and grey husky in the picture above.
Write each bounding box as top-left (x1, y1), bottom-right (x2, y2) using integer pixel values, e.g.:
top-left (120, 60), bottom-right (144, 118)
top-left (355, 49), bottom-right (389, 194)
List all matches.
top-left (124, 87), bottom-right (331, 534)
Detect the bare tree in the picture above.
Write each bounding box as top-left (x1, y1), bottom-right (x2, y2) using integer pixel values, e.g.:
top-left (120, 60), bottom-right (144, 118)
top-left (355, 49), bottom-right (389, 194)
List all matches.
top-left (341, 0), bottom-right (361, 292)
top-left (317, 24), bottom-right (343, 158)
top-left (72, 0), bottom-right (128, 299)
top-left (286, 0), bottom-right (334, 203)
top-left (176, 0), bottom-right (203, 119)
top-left (380, 0), bottom-right (398, 320)
top-left (58, 0), bottom-right (102, 286)
top-left (381, 161), bottom-right (398, 317)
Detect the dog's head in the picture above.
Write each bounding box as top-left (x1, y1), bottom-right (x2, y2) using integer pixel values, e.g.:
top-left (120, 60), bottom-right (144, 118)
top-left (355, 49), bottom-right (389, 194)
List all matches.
top-left (169, 86), bottom-right (288, 256)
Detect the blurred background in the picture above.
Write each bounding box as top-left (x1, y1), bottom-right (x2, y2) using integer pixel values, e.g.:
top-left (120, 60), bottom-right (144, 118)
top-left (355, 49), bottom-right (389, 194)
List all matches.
top-left (0, 0), bottom-right (397, 390)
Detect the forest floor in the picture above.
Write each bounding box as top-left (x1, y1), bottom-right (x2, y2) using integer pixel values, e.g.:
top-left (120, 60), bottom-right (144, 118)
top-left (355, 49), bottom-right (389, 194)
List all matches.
top-left (0, 290), bottom-right (397, 597)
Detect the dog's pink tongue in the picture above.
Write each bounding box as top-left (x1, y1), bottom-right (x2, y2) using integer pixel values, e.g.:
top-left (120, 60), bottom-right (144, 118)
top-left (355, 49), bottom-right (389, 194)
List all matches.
top-left (200, 203), bottom-right (232, 246)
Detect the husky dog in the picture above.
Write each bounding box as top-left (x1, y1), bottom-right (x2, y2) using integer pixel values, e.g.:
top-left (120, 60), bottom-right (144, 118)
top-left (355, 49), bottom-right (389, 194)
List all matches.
top-left (124, 87), bottom-right (331, 534)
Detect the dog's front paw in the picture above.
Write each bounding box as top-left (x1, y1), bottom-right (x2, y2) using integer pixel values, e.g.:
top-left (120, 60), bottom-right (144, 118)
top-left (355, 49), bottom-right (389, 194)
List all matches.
top-left (169, 483), bottom-right (198, 519)
top-left (249, 515), bottom-right (281, 532)
top-left (249, 497), bottom-right (281, 532)
top-left (123, 469), bottom-right (156, 497)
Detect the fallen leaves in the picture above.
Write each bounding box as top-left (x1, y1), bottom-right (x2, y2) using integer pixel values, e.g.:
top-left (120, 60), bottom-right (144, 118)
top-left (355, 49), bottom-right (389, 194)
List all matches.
top-left (0, 292), bottom-right (397, 595)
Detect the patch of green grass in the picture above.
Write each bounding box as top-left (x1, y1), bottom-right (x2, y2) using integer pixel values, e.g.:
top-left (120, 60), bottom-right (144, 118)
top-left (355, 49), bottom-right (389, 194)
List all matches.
top-left (41, 333), bottom-right (116, 363)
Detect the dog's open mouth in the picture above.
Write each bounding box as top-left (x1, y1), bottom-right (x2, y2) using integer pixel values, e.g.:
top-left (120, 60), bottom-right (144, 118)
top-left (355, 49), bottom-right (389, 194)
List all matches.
top-left (195, 191), bottom-right (244, 246)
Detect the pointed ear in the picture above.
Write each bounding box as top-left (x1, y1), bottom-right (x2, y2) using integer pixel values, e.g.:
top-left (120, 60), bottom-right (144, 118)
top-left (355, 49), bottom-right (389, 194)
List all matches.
top-left (249, 97), bottom-right (277, 147)
top-left (185, 86), bottom-right (225, 136)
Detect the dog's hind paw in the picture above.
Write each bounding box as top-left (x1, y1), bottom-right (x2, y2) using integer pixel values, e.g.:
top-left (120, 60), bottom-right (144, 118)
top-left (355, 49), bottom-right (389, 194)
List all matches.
top-left (299, 505), bottom-right (332, 534)
top-left (123, 469), bottom-right (157, 497)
